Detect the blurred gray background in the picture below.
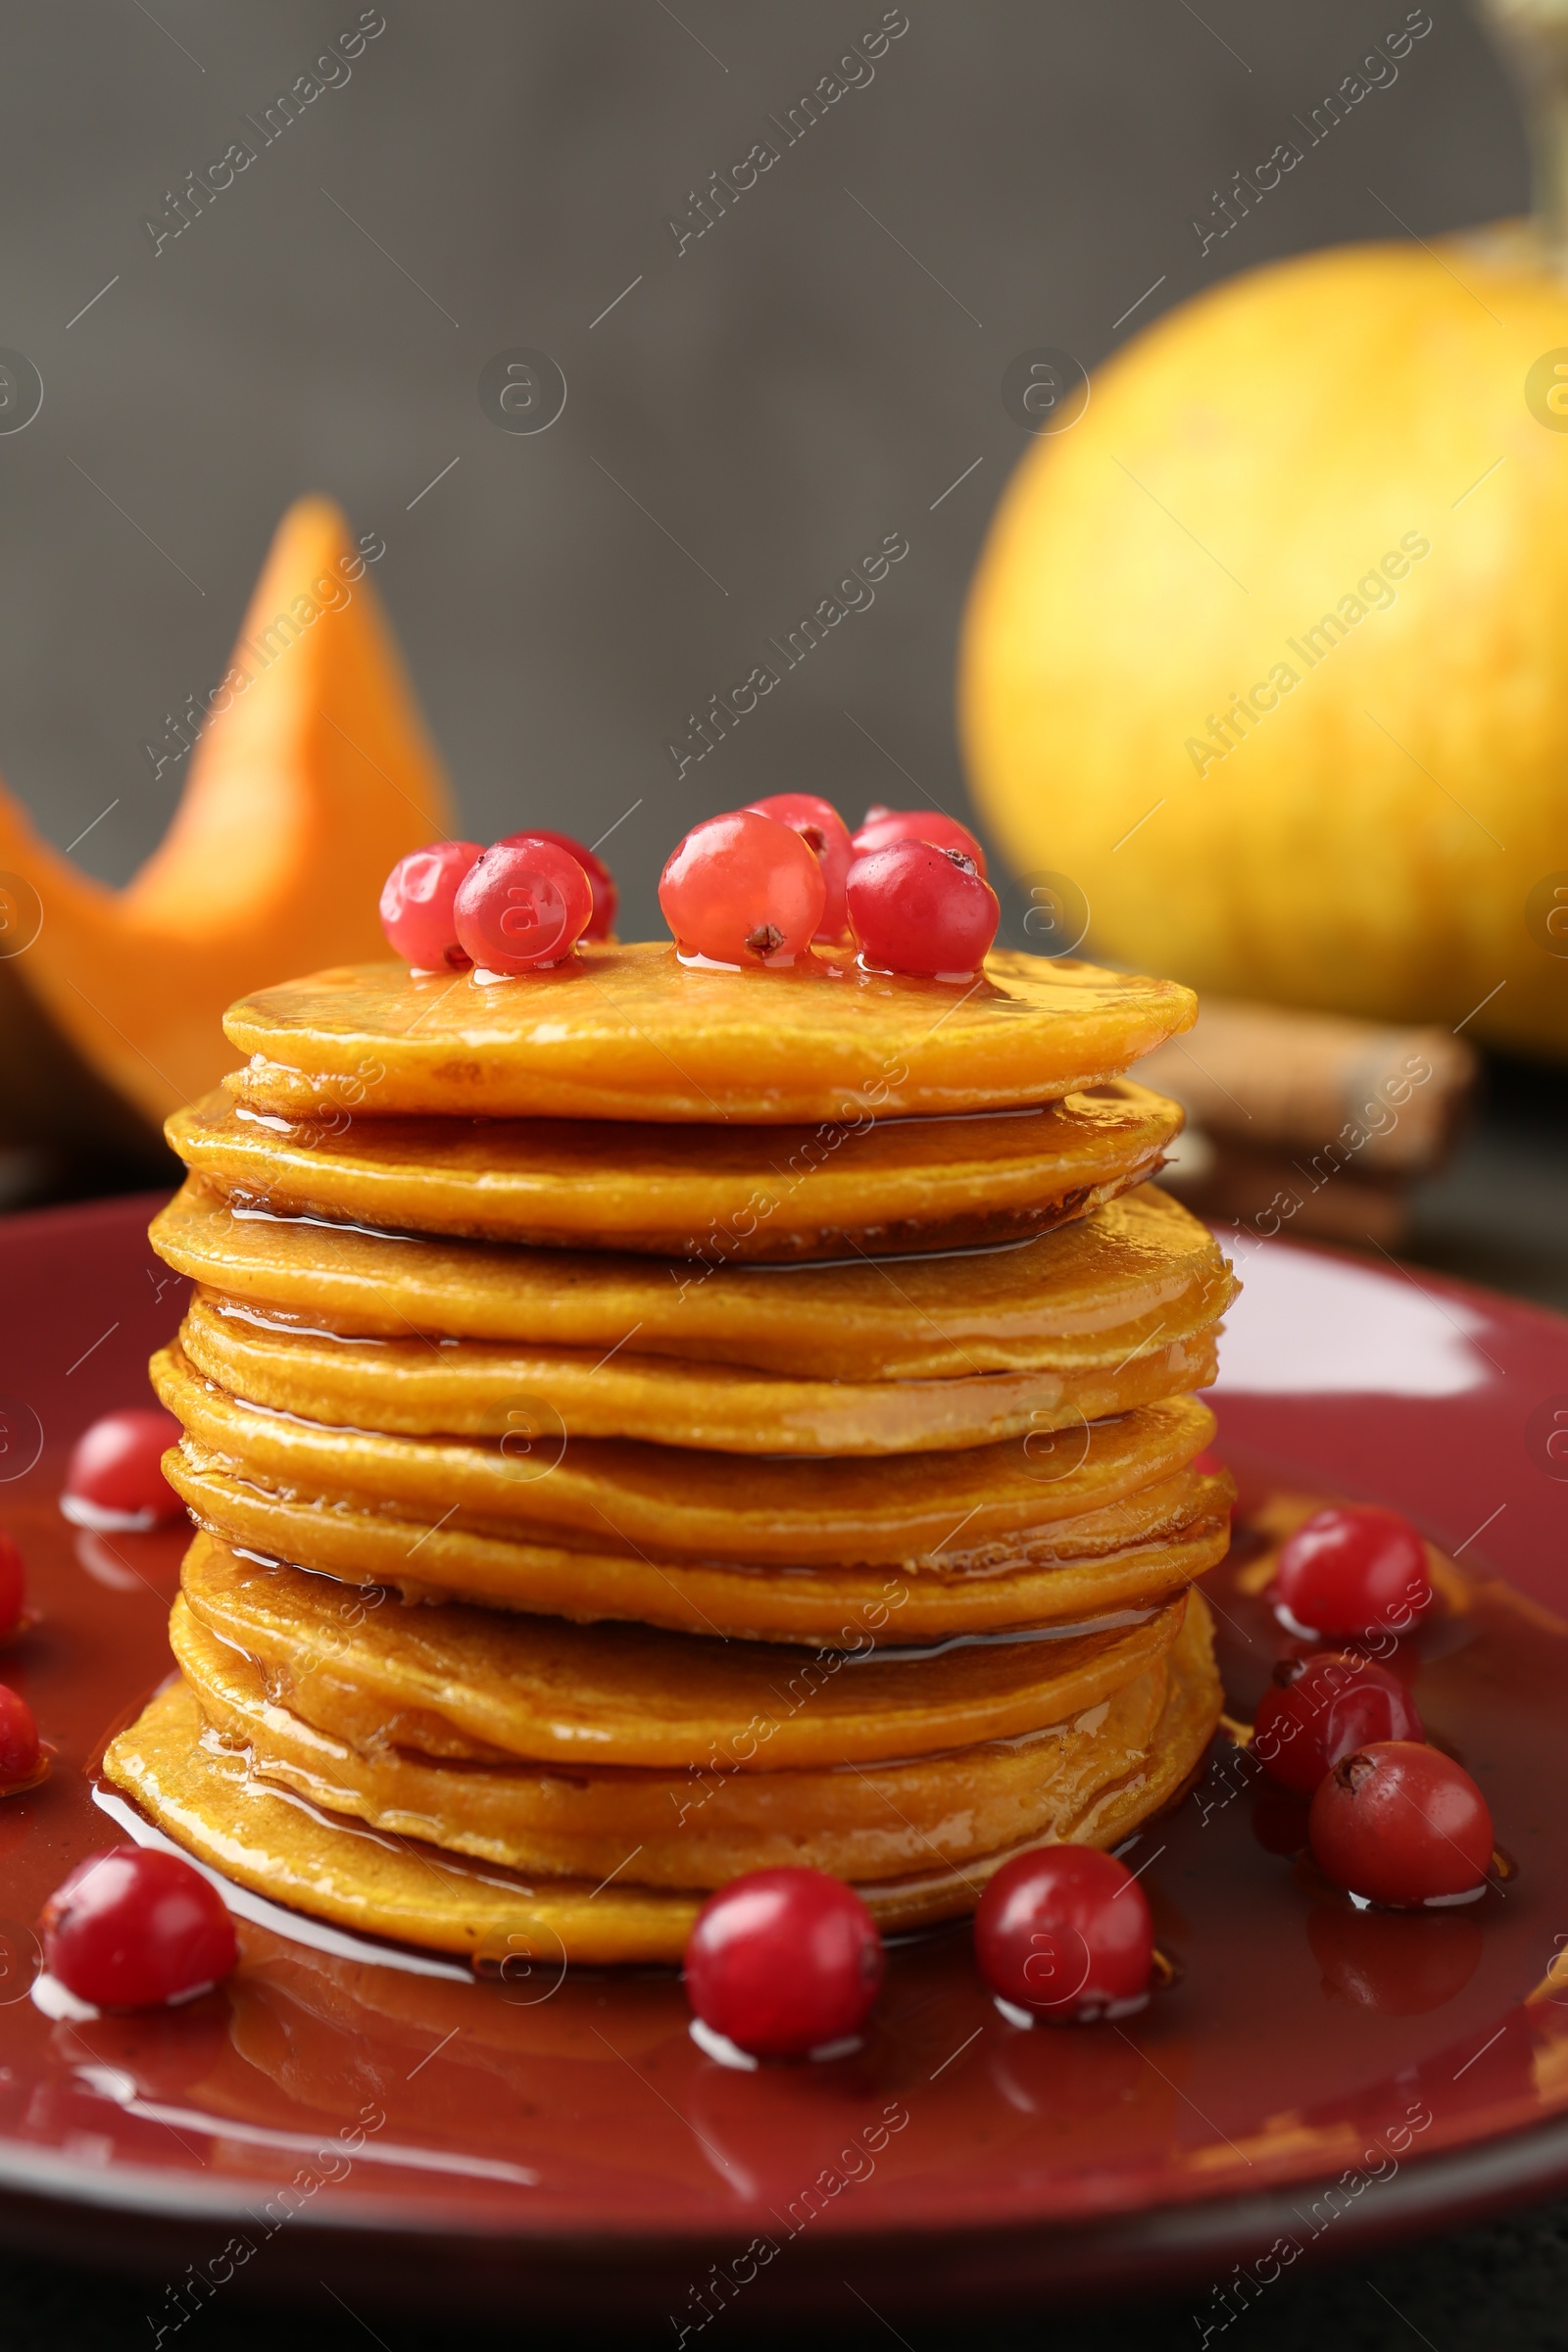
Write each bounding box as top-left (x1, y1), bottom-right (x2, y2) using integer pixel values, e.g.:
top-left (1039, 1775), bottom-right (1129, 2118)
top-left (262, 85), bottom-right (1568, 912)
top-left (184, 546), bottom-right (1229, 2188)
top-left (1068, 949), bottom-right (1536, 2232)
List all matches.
top-left (0, 0), bottom-right (1526, 941)
top-left (6, 0), bottom-right (1565, 1309)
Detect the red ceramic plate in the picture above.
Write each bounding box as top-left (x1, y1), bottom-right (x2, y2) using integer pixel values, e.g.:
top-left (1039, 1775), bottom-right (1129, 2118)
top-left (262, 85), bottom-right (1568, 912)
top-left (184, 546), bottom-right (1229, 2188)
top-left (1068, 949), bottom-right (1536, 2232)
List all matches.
top-left (1, 1193), bottom-right (1567, 2326)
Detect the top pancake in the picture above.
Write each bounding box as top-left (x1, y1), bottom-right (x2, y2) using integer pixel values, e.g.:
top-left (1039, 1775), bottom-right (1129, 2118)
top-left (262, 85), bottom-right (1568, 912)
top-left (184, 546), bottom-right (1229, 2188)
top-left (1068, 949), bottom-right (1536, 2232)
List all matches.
top-left (221, 945), bottom-right (1198, 1125)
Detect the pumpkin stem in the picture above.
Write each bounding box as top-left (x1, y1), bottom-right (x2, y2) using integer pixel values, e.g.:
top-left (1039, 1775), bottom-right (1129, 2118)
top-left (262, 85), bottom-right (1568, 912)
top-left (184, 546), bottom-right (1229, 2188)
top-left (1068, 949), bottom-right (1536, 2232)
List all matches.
top-left (1478, 0), bottom-right (1568, 266)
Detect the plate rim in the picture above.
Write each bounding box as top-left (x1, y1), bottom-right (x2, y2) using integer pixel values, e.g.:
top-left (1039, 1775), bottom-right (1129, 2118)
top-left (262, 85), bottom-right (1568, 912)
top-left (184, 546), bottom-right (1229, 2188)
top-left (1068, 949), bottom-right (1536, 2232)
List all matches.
top-left (1, 2104), bottom-right (1567, 2313)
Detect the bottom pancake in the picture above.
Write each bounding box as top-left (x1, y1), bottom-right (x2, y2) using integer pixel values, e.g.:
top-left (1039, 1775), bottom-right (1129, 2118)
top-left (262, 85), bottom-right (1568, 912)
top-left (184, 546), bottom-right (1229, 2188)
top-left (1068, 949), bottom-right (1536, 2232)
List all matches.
top-left (167, 1441), bottom-right (1235, 1643)
top-left (104, 1597), bottom-right (1219, 1965)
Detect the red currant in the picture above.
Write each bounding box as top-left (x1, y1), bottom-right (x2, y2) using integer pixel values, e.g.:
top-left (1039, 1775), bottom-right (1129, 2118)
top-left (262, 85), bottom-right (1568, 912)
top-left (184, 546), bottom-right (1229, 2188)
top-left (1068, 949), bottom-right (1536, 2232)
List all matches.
top-left (453, 838), bottom-right (594, 974)
top-left (1253, 1651), bottom-right (1423, 1796)
top-left (0, 1686), bottom-right (39, 1786)
top-left (847, 839), bottom-right (1001, 978)
top-left (659, 812), bottom-right (826, 967)
top-left (495, 830), bottom-right (617, 942)
top-left (379, 841), bottom-right (483, 969)
top-left (1309, 1741), bottom-right (1494, 1908)
top-left (745, 794), bottom-right (854, 942)
top-left (62, 1409), bottom-right (185, 1531)
top-left (684, 1868), bottom-right (884, 2058)
top-left (974, 1844), bottom-right (1152, 2022)
top-left (42, 1846), bottom-right (238, 2011)
top-left (853, 804), bottom-right (988, 876)
top-left (1273, 1505), bottom-right (1434, 1641)
top-left (0, 1532), bottom-right (24, 1641)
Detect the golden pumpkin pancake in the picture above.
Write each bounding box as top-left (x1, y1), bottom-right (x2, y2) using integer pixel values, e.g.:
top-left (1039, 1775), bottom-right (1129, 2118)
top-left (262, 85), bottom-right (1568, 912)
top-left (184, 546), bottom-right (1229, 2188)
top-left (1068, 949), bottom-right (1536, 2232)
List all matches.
top-left (176, 1289), bottom-right (1221, 1456)
top-left (167, 1443), bottom-right (1233, 1642)
top-left (176, 1534), bottom-right (1185, 1767)
top-left (104, 1597), bottom-right (1219, 1961)
top-left (151, 1177), bottom-right (1236, 1380)
top-left (221, 945), bottom-right (1198, 1125)
top-left (152, 1342), bottom-right (1214, 1566)
top-left (168, 1078), bottom-right (1181, 1258)
top-left (170, 1590), bottom-right (1194, 1887)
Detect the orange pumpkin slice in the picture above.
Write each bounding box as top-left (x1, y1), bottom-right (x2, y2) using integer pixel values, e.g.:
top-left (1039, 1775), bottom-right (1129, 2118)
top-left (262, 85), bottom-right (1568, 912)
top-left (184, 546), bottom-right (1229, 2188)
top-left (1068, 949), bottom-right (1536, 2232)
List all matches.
top-left (104, 1599), bottom-right (1219, 1961)
top-left (149, 1178), bottom-right (1235, 1381)
top-left (166, 1442), bottom-right (1232, 1642)
top-left (151, 1342), bottom-right (1214, 1567)
top-left (175, 1287), bottom-right (1220, 1456)
top-left (0, 500), bottom-right (450, 1128)
top-left (169, 1584), bottom-right (1200, 1888)
top-left (221, 945), bottom-right (1198, 1125)
top-left (166, 1076), bottom-right (1181, 1257)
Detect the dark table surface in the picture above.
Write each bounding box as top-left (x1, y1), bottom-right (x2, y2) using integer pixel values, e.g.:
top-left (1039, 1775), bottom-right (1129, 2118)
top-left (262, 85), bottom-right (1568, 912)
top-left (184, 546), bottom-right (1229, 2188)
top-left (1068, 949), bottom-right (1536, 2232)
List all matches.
top-left (4, 1045), bottom-right (1567, 2351)
top-left (7, 2192), bottom-right (1568, 2350)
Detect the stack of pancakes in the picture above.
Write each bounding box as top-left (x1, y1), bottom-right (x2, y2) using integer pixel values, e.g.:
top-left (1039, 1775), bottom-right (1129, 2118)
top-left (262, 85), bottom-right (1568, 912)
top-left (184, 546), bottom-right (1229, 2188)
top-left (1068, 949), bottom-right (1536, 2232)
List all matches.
top-left (107, 945), bottom-right (1236, 1966)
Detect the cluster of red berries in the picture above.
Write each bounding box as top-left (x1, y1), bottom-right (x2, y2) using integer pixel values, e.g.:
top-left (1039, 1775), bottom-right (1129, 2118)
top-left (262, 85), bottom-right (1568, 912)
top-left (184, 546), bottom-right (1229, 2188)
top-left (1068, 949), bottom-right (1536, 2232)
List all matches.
top-left (661, 796), bottom-right (999, 977)
top-left (378, 798), bottom-right (1001, 982)
top-left (1254, 1504), bottom-right (1494, 1910)
top-left (379, 829), bottom-right (616, 976)
top-left (684, 1842), bottom-right (1152, 2063)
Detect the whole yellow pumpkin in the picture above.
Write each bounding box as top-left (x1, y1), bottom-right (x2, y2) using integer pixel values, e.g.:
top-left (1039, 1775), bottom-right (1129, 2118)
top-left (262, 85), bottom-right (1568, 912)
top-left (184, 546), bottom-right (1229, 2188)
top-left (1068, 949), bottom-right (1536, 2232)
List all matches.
top-left (960, 10), bottom-right (1568, 1057)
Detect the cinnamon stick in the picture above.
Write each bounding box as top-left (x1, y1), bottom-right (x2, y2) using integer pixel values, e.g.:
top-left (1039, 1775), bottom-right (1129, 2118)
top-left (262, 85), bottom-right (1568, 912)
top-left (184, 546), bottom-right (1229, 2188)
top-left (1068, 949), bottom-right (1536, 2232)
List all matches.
top-left (1137, 999), bottom-right (1477, 1177)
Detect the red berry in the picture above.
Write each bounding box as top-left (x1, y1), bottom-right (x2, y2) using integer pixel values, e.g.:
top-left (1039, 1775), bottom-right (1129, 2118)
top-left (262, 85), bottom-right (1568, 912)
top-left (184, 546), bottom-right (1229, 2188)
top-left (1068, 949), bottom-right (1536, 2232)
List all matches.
top-left (1309, 1741), bottom-right (1494, 1909)
top-left (495, 830), bottom-right (617, 942)
top-left (42, 1846), bottom-right (238, 2011)
top-left (974, 1844), bottom-right (1152, 2022)
top-left (62, 1409), bottom-right (184, 1531)
top-left (379, 841), bottom-right (483, 969)
top-left (1253, 1651), bottom-right (1424, 1796)
top-left (853, 805), bottom-right (987, 876)
top-left (0, 1532), bottom-right (24, 1641)
top-left (1274, 1505), bottom-right (1434, 1641)
top-left (847, 839), bottom-right (1001, 978)
top-left (453, 838), bottom-right (594, 974)
top-left (745, 794), bottom-right (854, 942)
top-left (684, 1868), bottom-right (883, 2058)
top-left (659, 812), bottom-right (826, 967)
top-left (0, 1686), bottom-right (39, 1785)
